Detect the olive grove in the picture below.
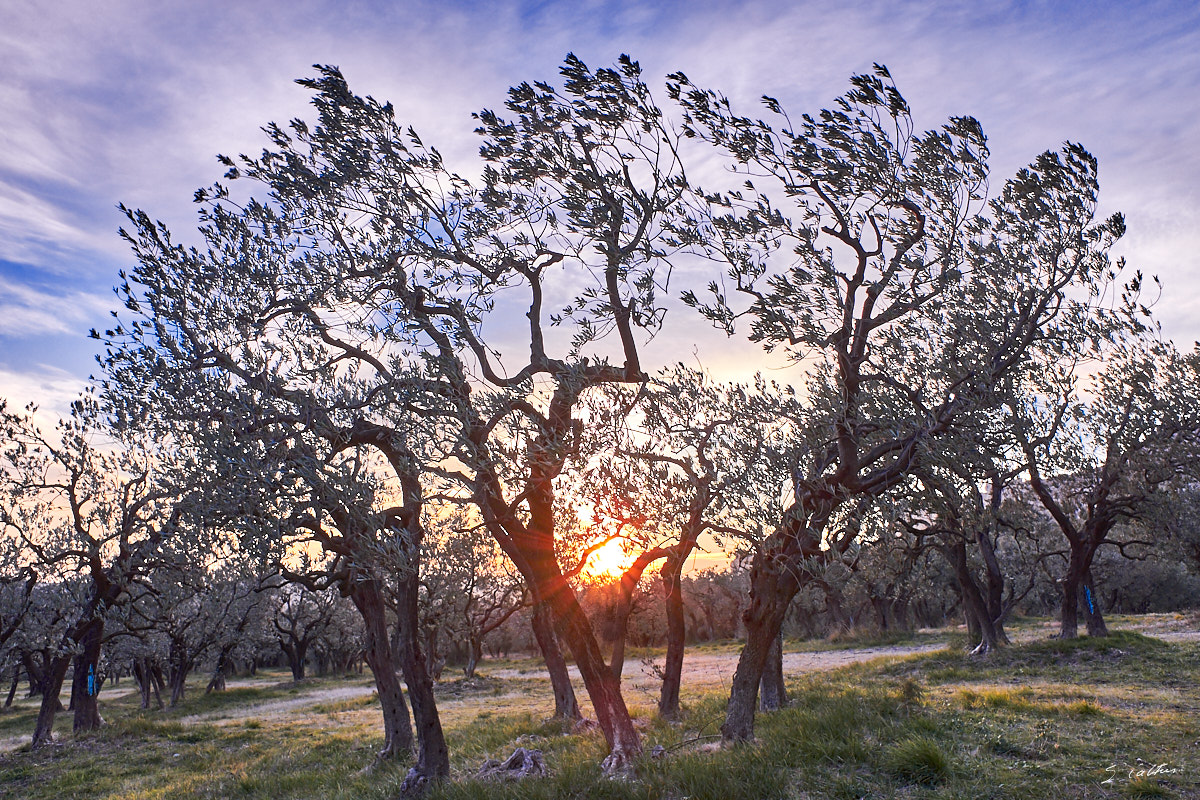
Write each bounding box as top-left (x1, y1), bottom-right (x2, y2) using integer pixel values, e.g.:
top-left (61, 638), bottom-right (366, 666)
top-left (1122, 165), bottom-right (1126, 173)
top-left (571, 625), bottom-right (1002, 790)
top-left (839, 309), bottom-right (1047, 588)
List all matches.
top-left (0, 54), bottom-right (1195, 787)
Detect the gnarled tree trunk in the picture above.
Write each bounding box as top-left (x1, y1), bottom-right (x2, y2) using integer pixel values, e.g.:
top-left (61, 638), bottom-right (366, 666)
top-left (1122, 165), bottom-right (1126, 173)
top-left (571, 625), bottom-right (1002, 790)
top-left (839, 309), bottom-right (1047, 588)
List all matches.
top-left (977, 525), bottom-right (1011, 645)
top-left (71, 620), bottom-right (104, 733)
top-left (32, 655), bottom-right (70, 747)
top-left (134, 657), bottom-right (164, 710)
top-left (758, 629), bottom-right (787, 711)
top-left (167, 637), bottom-right (190, 707)
top-left (464, 635), bottom-right (482, 680)
top-left (1059, 546), bottom-right (1088, 639)
top-left (657, 553), bottom-right (687, 719)
top-left (531, 602), bottom-right (580, 721)
top-left (723, 587), bottom-right (791, 742)
top-left (722, 504), bottom-right (826, 743)
top-left (349, 579), bottom-right (415, 764)
top-left (206, 650), bottom-right (230, 694)
top-left (1082, 569), bottom-right (1108, 637)
top-left (516, 536), bottom-right (641, 770)
top-left (392, 536), bottom-right (449, 787)
top-left (947, 537), bottom-right (1004, 655)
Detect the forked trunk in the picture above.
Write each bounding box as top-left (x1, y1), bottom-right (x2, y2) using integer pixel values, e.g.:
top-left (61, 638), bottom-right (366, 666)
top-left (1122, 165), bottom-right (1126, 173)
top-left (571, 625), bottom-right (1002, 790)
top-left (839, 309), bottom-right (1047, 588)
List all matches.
top-left (349, 580), bottom-right (415, 764)
top-left (724, 489), bottom-right (836, 743)
top-left (539, 570), bottom-right (641, 771)
top-left (284, 641), bottom-right (307, 681)
top-left (722, 533), bottom-right (808, 742)
top-left (723, 596), bottom-right (789, 742)
top-left (133, 658), bottom-right (161, 709)
top-left (168, 638), bottom-right (189, 707)
top-left (464, 635), bottom-right (481, 680)
top-left (515, 535), bottom-right (641, 769)
top-left (21, 651), bottom-right (47, 699)
top-left (947, 538), bottom-right (1004, 655)
top-left (206, 650), bottom-right (230, 694)
top-left (977, 528), bottom-right (1010, 644)
top-left (393, 558), bottom-right (449, 786)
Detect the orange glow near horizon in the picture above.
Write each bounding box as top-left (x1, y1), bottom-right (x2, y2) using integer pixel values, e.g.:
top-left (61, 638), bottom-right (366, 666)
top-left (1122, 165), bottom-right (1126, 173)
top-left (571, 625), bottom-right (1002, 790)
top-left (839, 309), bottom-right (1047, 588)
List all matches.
top-left (581, 536), bottom-right (637, 581)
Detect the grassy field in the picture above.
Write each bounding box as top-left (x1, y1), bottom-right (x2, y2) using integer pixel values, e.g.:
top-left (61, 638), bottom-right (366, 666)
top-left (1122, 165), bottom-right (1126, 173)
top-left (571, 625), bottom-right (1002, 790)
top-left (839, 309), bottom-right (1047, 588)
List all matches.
top-left (1, 618), bottom-right (1197, 799)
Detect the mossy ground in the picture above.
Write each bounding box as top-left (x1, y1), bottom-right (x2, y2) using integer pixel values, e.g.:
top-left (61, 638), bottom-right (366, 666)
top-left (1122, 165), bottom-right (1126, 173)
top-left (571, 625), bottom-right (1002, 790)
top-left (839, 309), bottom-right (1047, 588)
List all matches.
top-left (1, 621), bottom-right (1196, 799)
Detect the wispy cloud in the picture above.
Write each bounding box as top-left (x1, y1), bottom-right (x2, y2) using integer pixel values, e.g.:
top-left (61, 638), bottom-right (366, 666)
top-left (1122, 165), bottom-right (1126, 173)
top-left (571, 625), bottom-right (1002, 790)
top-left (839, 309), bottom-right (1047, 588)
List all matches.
top-left (0, 0), bottom-right (1197, 412)
top-left (0, 275), bottom-right (111, 338)
top-left (0, 364), bottom-right (87, 423)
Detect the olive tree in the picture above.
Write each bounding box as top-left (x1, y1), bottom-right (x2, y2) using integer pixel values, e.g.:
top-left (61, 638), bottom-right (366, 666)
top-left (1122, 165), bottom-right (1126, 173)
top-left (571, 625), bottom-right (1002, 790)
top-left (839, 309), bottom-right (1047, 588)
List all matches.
top-left (418, 515), bottom-right (526, 680)
top-left (1007, 340), bottom-right (1200, 637)
top-left (578, 366), bottom-right (793, 717)
top-left (0, 398), bottom-right (182, 746)
top-left (669, 64), bottom-right (1131, 742)
top-left (100, 54), bottom-right (691, 771)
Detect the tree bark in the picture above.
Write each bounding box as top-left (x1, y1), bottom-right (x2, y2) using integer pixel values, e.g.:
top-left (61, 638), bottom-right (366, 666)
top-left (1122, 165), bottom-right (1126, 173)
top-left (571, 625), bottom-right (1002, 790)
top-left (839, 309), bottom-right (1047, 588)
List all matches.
top-left (531, 602), bottom-right (580, 721)
top-left (723, 592), bottom-right (789, 742)
top-left (21, 652), bottom-right (45, 699)
top-left (206, 650), bottom-right (230, 694)
top-left (758, 629), bottom-right (787, 711)
top-left (1082, 569), bottom-right (1109, 637)
top-left (977, 528), bottom-right (1010, 644)
top-left (464, 635), bottom-right (482, 680)
top-left (71, 620), bottom-right (104, 733)
top-left (947, 538), bottom-right (1003, 654)
top-left (349, 580), bottom-right (415, 764)
top-left (392, 551), bottom-right (449, 786)
top-left (537, 564), bottom-right (641, 771)
top-left (1059, 547), bottom-right (1085, 639)
top-left (657, 554), bottom-right (686, 719)
top-left (168, 638), bottom-right (189, 707)
top-left (722, 505), bottom-right (824, 743)
top-left (282, 640), bottom-right (307, 681)
top-left (4, 663), bottom-right (19, 708)
top-left (32, 655), bottom-right (70, 747)
top-left (134, 658), bottom-right (163, 710)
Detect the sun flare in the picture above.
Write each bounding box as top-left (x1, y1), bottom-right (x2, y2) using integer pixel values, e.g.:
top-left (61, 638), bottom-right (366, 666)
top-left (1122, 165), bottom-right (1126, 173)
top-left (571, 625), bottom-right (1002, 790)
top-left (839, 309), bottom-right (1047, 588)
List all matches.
top-left (582, 537), bottom-right (635, 581)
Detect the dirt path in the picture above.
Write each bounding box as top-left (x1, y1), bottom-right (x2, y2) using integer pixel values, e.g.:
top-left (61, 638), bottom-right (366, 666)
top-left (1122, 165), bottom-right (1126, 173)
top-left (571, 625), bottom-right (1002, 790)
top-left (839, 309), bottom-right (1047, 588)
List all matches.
top-left (172, 641), bottom-right (947, 727)
top-left (3, 623), bottom-right (1192, 747)
top-left (492, 641), bottom-right (950, 696)
top-left (1147, 630), bottom-right (1200, 643)
top-left (176, 684), bottom-right (374, 725)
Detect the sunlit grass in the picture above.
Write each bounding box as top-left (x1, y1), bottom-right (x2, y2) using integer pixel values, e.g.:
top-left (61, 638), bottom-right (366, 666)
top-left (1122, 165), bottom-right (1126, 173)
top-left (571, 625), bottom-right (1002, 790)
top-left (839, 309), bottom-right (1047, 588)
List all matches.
top-left (0, 622), bottom-right (1196, 799)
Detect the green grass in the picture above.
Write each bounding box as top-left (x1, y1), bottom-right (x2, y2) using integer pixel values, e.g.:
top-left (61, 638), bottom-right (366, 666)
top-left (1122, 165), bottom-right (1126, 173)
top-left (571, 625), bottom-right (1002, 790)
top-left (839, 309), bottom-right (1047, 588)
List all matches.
top-left (1, 623), bottom-right (1197, 799)
top-left (884, 734), bottom-right (952, 785)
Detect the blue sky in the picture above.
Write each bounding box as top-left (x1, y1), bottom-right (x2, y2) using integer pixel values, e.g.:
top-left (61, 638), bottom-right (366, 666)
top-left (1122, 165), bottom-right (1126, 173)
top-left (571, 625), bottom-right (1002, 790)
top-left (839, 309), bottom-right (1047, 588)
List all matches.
top-left (2, 0), bottom-right (1198, 418)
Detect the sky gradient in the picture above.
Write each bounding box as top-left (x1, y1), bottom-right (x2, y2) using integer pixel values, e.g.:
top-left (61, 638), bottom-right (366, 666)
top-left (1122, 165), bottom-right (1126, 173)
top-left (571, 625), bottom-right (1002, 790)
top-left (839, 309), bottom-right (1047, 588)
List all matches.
top-left (2, 0), bottom-right (1198, 419)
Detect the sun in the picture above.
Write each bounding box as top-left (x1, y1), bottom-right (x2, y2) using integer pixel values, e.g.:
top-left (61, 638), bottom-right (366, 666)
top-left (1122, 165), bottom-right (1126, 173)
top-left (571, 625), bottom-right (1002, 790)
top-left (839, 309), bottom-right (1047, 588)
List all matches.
top-left (582, 536), bottom-right (635, 581)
